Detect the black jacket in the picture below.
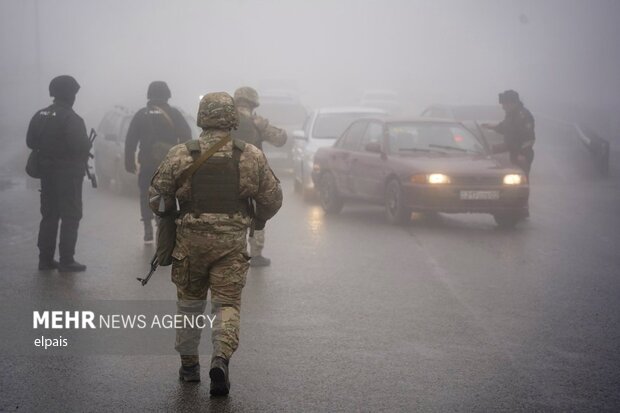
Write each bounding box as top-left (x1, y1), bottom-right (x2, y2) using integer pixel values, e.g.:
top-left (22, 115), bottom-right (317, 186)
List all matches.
top-left (26, 100), bottom-right (91, 176)
top-left (125, 101), bottom-right (192, 170)
top-left (493, 105), bottom-right (536, 154)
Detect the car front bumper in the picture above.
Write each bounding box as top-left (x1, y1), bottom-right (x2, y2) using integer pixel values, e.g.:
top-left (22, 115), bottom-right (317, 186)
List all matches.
top-left (402, 184), bottom-right (529, 214)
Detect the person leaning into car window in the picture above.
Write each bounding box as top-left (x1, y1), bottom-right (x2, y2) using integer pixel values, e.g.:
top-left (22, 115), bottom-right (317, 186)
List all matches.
top-left (124, 81), bottom-right (192, 242)
top-left (482, 90), bottom-right (535, 177)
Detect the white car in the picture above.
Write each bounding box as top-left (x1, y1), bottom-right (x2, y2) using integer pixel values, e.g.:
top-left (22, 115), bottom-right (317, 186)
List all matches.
top-left (292, 106), bottom-right (386, 199)
top-left (359, 89), bottom-right (401, 114)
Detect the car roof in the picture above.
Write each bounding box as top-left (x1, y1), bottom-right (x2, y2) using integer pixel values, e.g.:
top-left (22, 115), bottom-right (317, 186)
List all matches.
top-left (385, 117), bottom-right (463, 124)
top-left (317, 106), bottom-right (387, 115)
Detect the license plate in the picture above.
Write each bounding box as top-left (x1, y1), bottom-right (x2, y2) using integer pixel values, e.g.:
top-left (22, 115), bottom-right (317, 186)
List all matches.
top-left (460, 190), bottom-right (500, 200)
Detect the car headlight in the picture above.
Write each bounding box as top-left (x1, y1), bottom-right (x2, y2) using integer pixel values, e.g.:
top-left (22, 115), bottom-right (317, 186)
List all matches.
top-left (427, 173), bottom-right (451, 184)
top-left (503, 174), bottom-right (523, 185)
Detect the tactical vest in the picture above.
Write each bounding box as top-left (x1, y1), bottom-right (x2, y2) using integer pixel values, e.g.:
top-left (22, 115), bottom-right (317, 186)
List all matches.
top-left (232, 112), bottom-right (262, 149)
top-left (181, 139), bottom-right (250, 216)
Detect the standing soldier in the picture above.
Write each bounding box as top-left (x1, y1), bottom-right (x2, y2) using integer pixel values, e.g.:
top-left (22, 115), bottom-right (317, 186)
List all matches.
top-left (26, 75), bottom-right (91, 272)
top-left (125, 81), bottom-right (192, 242)
top-left (483, 90), bottom-right (536, 176)
top-left (232, 86), bottom-right (287, 267)
top-left (149, 92), bottom-right (282, 396)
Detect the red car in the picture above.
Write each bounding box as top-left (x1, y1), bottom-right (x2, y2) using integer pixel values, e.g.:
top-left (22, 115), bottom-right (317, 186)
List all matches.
top-left (312, 118), bottom-right (529, 228)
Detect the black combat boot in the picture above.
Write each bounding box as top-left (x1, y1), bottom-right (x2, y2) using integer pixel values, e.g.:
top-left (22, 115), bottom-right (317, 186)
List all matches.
top-left (143, 219), bottom-right (154, 243)
top-left (38, 259), bottom-right (59, 271)
top-left (209, 357), bottom-right (230, 396)
top-left (58, 260), bottom-right (87, 272)
top-left (250, 255), bottom-right (271, 267)
top-left (179, 363), bottom-right (201, 382)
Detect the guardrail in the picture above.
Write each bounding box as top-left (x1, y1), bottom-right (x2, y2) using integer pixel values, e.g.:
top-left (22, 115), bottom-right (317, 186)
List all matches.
top-left (575, 125), bottom-right (610, 177)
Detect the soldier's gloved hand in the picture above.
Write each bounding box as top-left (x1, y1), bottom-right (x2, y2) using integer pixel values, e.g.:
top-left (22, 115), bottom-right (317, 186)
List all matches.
top-left (125, 160), bottom-right (136, 174)
top-left (254, 218), bottom-right (266, 231)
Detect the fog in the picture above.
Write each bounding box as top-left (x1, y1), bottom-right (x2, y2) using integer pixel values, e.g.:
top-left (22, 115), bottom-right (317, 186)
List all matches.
top-left (1, 0), bottom-right (620, 146)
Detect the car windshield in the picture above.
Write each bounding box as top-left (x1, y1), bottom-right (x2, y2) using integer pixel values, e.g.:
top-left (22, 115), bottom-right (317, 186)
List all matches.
top-left (313, 113), bottom-right (381, 139)
top-left (451, 106), bottom-right (504, 121)
top-left (255, 103), bottom-right (307, 126)
top-left (387, 123), bottom-right (486, 155)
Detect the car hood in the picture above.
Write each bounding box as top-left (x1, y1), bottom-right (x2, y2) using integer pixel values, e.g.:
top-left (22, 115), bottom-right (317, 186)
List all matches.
top-left (390, 153), bottom-right (521, 176)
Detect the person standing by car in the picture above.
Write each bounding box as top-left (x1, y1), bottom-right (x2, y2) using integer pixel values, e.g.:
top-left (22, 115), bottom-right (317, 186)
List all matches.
top-left (483, 90), bottom-right (536, 176)
top-left (26, 75), bottom-right (91, 272)
top-left (231, 86), bottom-right (287, 267)
top-left (125, 81), bottom-right (192, 242)
top-left (149, 92), bottom-right (282, 396)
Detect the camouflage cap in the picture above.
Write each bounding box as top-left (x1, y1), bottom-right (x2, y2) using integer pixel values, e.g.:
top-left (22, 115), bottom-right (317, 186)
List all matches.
top-left (234, 86), bottom-right (260, 108)
top-left (197, 92), bottom-right (239, 130)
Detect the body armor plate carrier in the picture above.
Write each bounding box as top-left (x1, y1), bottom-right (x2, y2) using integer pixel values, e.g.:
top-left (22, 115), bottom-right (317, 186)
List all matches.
top-left (181, 139), bottom-right (249, 216)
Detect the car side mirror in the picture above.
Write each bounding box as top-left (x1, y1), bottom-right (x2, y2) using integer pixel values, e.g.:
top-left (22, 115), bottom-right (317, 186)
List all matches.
top-left (293, 130), bottom-right (307, 140)
top-left (365, 142), bottom-right (382, 153)
top-left (104, 133), bottom-right (119, 142)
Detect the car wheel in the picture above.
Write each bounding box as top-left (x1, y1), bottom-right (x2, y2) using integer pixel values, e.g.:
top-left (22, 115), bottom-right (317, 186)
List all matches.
top-left (493, 213), bottom-right (521, 229)
top-left (319, 172), bottom-right (344, 214)
top-left (385, 179), bottom-right (411, 225)
top-left (98, 173), bottom-right (111, 189)
top-left (293, 175), bottom-right (302, 193)
top-left (113, 165), bottom-right (127, 195)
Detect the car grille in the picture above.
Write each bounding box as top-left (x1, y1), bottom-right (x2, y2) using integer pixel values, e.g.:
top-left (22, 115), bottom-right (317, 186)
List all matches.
top-left (451, 176), bottom-right (502, 186)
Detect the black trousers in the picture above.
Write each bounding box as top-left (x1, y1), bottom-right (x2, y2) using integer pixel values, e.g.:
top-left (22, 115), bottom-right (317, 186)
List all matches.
top-left (38, 172), bottom-right (83, 263)
top-left (138, 164), bottom-right (157, 222)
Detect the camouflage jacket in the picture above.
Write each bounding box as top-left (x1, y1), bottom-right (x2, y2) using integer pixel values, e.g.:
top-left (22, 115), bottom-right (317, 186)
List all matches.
top-left (233, 106), bottom-right (287, 149)
top-left (149, 129), bottom-right (283, 236)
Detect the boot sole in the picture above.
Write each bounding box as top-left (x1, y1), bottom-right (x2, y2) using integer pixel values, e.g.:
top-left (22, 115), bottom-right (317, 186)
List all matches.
top-left (179, 371), bottom-right (201, 382)
top-left (179, 374), bottom-right (201, 382)
top-left (209, 367), bottom-right (229, 396)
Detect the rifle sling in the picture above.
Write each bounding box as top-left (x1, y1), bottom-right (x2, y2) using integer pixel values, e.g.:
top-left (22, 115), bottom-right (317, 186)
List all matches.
top-left (176, 136), bottom-right (231, 187)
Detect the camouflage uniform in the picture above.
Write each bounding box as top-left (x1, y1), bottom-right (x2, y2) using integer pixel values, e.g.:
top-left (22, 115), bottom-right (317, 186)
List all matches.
top-left (149, 92), bottom-right (282, 366)
top-left (232, 87), bottom-right (287, 259)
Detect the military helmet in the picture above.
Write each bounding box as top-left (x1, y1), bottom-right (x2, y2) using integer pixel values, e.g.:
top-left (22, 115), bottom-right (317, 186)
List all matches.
top-left (49, 75), bottom-right (80, 99)
top-left (234, 86), bottom-right (260, 108)
top-left (197, 92), bottom-right (239, 130)
top-left (499, 89), bottom-right (520, 104)
top-left (147, 81), bottom-right (171, 100)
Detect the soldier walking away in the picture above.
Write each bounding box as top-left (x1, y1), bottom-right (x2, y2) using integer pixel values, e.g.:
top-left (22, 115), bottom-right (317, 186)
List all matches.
top-left (26, 75), bottom-right (91, 272)
top-left (232, 86), bottom-right (287, 267)
top-left (483, 90), bottom-right (536, 176)
top-left (125, 81), bottom-right (192, 242)
top-left (149, 92), bottom-right (282, 396)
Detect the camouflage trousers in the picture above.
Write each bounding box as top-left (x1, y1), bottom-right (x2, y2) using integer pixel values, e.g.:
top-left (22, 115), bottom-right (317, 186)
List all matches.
top-left (249, 229), bottom-right (265, 257)
top-left (172, 229), bottom-right (250, 366)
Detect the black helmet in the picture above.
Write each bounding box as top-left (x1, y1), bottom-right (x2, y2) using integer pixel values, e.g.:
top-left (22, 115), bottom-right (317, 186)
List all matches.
top-left (147, 81), bottom-right (171, 100)
top-left (499, 90), bottom-right (520, 104)
top-left (49, 75), bottom-right (80, 100)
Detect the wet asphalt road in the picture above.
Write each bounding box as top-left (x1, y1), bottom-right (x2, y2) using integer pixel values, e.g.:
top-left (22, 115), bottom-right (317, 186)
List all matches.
top-left (1, 118), bottom-right (619, 412)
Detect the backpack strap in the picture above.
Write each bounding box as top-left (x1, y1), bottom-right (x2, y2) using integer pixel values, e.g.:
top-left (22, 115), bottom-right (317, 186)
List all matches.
top-left (176, 136), bottom-right (231, 187)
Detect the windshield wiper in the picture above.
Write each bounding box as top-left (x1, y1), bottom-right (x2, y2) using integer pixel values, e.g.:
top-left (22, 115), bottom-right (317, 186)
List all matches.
top-left (428, 144), bottom-right (481, 154)
top-left (400, 147), bottom-right (446, 154)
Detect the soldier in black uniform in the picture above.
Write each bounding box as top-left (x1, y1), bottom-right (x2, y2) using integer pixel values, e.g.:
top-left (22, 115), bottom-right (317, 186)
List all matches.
top-left (124, 81), bottom-right (192, 242)
top-left (26, 75), bottom-right (91, 272)
top-left (483, 90), bottom-right (536, 176)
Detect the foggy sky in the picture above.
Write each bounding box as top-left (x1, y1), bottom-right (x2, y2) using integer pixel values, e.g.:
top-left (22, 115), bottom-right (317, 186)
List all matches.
top-left (1, 0), bottom-right (619, 139)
